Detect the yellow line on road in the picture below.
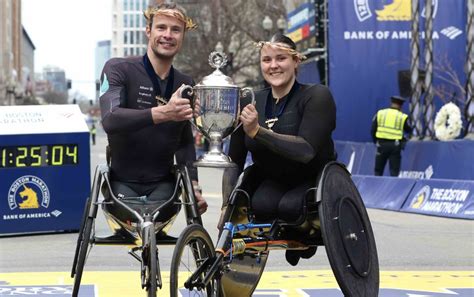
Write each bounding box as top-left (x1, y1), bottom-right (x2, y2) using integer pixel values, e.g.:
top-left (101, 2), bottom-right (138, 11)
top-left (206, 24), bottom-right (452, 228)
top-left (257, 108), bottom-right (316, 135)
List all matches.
top-left (0, 270), bottom-right (473, 296)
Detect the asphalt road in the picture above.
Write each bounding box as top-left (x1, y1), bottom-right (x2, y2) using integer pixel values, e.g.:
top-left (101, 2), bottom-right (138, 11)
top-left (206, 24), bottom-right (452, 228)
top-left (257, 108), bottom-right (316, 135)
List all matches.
top-left (1, 129), bottom-right (473, 274)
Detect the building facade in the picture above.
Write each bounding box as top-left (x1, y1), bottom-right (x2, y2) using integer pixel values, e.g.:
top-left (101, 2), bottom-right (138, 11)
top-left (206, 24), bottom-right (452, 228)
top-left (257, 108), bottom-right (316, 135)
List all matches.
top-left (111, 0), bottom-right (152, 57)
top-left (95, 40), bottom-right (112, 80)
top-left (0, 0), bottom-right (22, 105)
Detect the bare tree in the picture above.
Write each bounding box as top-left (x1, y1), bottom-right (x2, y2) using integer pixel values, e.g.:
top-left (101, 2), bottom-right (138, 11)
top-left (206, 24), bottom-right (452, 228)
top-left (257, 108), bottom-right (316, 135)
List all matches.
top-left (175, 0), bottom-right (286, 88)
top-left (432, 53), bottom-right (467, 106)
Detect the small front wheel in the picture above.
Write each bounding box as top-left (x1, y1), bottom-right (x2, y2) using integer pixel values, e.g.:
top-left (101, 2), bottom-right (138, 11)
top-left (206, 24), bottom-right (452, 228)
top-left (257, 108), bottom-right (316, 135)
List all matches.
top-left (170, 224), bottom-right (218, 297)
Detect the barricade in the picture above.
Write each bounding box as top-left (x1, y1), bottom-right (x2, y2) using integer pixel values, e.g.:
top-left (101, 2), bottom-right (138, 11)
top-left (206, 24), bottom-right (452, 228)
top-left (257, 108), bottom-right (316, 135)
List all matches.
top-left (354, 175), bottom-right (474, 220)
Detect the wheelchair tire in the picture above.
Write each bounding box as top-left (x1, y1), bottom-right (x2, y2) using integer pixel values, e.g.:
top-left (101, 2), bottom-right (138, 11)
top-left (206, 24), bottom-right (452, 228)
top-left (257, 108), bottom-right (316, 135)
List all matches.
top-left (170, 224), bottom-right (218, 297)
top-left (145, 226), bottom-right (158, 297)
top-left (72, 216), bottom-right (94, 297)
top-left (71, 197), bottom-right (90, 278)
top-left (318, 162), bottom-right (379, 297)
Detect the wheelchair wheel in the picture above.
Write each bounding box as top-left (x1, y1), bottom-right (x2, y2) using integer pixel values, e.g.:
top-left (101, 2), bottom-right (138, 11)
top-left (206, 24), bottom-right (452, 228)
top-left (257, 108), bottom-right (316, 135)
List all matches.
top-left (72, 214), bottom-right (95, 297)
top-left (71, 197), bottom-right (90, 278)
top-left (170, 224), bottom-right (217, 297)
top-left (144, 226), bottom-right (158, 297)
top-left (318, 162), bottom-right (379, 297)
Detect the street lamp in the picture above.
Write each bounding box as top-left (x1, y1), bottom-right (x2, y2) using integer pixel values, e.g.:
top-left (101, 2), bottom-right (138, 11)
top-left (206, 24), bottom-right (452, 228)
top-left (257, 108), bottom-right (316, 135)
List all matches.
top-left (262, 15), bottom-right (273, 39)
top-left (276, 15), bottom-right (287, 34)
top-left (6, 81), bottom-right (15, 106)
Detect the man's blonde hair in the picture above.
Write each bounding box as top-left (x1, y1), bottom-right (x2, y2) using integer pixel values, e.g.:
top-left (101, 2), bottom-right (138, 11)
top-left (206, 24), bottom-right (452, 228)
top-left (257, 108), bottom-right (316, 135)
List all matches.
top-left (143, 2), bottom-right (197, 30)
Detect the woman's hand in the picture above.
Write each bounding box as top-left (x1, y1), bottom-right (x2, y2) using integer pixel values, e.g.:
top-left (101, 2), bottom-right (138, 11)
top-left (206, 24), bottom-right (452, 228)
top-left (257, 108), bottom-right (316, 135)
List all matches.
top-left (240, 104), bottom-right (260, 138)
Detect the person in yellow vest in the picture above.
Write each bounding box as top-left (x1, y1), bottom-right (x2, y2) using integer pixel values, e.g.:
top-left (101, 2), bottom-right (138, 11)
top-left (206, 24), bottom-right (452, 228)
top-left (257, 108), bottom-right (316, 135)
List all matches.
top-left (371, 96), bottom-right (412, 176)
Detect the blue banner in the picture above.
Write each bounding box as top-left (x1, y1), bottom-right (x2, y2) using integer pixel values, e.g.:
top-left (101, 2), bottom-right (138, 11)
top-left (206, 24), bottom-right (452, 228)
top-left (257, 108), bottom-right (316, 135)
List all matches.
top-left (353, 175), bottom-right (416, 210)
top-left (298, 59), bottom-right (321, 84)
top-left (328, 0), bottom-right (467, 142)
top-left (402, 179), bottom-right (474, 219)
top-left (336, 139), bottom-right (474, 180)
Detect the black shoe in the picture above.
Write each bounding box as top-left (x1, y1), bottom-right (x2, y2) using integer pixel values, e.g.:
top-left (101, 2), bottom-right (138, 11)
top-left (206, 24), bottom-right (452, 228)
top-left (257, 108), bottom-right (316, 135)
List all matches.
top-left (301, 246), bottom-right (317, 259)
top-left (285, 250), bottom-right (301, 266)
top-left (285, 246), bottom-right (317, 266)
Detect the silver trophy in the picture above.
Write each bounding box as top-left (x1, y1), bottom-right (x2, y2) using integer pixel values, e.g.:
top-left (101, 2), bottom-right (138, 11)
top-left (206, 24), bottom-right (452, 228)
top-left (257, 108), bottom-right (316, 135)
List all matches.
top-left (182, 51), bottom-right (255, 168)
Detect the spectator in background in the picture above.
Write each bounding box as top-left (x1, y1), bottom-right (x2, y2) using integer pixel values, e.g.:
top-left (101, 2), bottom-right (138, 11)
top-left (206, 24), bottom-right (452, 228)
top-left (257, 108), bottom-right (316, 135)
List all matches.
top-left (90, 124), bottom-right (96, 145)
top-left (371, 96), bottom-right (412, 176)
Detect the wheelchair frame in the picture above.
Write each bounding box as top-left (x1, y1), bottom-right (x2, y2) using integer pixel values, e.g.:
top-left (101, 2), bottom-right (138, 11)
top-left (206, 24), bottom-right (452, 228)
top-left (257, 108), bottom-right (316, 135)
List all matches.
top-left (70, 164), bottom-right (214, 297)
top-left (171, 162), bottom-right (380, 297)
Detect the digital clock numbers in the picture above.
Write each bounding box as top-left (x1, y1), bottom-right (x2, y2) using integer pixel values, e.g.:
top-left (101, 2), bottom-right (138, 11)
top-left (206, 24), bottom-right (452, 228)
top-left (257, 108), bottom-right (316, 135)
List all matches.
top-left (0, 144), bottom-right (79, 168)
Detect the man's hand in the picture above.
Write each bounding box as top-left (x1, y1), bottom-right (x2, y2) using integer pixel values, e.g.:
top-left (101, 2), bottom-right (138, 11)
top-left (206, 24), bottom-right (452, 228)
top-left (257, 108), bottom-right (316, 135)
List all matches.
top-left (240, 104), bottom-right (260, 138)
top-left (151, 85), bottom-right (193, 124)
top-left (192, 181), bottom-right (208, 215)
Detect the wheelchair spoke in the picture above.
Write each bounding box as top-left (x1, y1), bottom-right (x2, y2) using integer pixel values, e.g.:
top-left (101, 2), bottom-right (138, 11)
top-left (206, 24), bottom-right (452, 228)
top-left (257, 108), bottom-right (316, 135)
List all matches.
top-left (170, 224), bottom-right (219, 297)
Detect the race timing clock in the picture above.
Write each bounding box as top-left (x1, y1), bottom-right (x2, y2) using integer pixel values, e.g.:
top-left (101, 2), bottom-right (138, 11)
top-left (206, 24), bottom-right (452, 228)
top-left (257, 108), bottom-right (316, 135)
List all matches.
top-left (0, 105), bottom-right (91, 236)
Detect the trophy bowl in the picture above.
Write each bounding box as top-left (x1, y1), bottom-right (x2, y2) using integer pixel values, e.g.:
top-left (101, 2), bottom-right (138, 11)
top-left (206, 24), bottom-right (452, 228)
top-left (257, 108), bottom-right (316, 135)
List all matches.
top-left (182, 51), bottom-right (254, 168)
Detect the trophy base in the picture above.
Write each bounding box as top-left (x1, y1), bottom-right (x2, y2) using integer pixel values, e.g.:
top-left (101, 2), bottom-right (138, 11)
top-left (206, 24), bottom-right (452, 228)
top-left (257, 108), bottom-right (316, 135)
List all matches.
top-left (194, 152), bottom-right (238, 168)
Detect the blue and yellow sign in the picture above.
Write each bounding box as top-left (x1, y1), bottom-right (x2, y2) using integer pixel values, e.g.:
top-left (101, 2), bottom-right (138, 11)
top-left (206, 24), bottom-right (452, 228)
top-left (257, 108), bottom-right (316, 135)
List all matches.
top-left (0, 105), bottom-right (90, 235)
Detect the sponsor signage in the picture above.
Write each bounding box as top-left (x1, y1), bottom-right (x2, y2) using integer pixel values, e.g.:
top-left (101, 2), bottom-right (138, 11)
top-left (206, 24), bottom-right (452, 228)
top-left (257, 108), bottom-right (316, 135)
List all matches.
top-left (0, 105), bottom-right (90, 235)
top-left (0, 285), bottom-right (95, 296)
top-left (402, 179), bottom-right (474, 219)
top-left (329, 0), bottom-right (467, 142)
top-left (287, 2), bottom-right (317, 44)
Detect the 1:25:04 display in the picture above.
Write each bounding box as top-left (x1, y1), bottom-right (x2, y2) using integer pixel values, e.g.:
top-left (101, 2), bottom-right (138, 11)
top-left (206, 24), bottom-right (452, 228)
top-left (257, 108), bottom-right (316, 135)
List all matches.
top-left (0, 144), bottom-right (79, 168)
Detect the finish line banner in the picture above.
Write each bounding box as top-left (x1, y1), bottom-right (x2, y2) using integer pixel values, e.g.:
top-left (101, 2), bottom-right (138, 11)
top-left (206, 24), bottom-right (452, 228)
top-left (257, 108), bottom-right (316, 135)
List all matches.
top-left (328, 0), bottom-right (466, 142)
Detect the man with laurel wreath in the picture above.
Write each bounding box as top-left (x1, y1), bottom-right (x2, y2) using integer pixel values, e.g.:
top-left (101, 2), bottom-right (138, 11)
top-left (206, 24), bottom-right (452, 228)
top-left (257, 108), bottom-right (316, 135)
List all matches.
top-left (371, 96), bottom-right (412, 176)
top-left (99, 3), bottom-right (207, 216)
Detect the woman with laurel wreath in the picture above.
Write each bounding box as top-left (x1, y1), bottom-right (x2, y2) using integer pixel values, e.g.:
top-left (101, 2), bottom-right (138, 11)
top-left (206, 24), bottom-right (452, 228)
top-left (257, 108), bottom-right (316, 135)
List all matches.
top-left (226, 34), bottom-right (337, 266)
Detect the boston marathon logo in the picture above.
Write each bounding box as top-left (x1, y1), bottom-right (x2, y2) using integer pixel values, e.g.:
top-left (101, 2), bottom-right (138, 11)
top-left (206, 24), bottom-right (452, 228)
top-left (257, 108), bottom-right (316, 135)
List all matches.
top-left (349, 0), bottom-right (462, 41)
top-left (409, 185), bottom-right (470, 215)
top-left (8, 175), bottom-right (50, 210)
top-left (4, 175), bottom-right (55, 220)
top-left (354, 0), bottom-right (439, 22)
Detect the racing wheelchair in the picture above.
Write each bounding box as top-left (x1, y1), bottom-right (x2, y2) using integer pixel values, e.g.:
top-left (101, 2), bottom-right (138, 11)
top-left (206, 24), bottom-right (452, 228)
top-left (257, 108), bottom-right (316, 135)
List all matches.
top-left (70, 164), bottom-right (214, 297)
top-left (171, 161), bottom-right (380, 297)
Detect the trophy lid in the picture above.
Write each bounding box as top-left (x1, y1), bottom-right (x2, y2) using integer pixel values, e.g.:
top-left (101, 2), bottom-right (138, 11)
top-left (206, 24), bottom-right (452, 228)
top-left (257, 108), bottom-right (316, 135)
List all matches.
top-left (196, 51), bottom-right (237, 88)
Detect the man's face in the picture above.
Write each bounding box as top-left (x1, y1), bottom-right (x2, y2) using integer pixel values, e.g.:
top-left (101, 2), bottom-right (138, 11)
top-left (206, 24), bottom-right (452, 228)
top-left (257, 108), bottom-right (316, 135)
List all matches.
top-left (146, 14), bottom-right (185, 60)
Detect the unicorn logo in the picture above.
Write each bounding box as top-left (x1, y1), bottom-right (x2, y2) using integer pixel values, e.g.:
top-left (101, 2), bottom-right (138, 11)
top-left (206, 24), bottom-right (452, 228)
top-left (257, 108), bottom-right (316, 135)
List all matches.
top-left (354, 0), bottom-right (439, 22)
top-left (18, 185), bottom-right (40, 209)
top-left (375, 0), bottom-right (411, 21)
top-left (7, 175), bottom-right (50, 210)
top-left (410, 185), bottom-right (430, 209)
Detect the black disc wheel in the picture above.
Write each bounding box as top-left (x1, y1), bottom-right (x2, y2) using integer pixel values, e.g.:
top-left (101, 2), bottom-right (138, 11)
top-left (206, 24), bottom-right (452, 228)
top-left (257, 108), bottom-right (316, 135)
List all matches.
top-left (145, 227), bottom-right (158, 297)
top-left (72, 216), bottom-right (94, 297)
top-left (318, 162), bottom-right (379, 297)
top-left (170, 224), bottom-right (218, 297)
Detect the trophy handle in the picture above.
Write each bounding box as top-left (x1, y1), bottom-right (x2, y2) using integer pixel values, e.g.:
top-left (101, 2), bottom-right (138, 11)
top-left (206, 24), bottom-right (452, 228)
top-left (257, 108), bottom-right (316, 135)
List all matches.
top-left (233, 87), bottom-right (255, 132)
top-left (180, 84), bottom-right (194, 105)
top-left (181, 85), bottom-right (201, 131)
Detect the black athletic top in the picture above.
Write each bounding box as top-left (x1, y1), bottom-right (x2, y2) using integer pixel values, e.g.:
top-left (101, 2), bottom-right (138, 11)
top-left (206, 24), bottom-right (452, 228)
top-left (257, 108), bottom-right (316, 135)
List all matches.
top-left (229, 81), bottom-right (337, 184)
top-left (99, 55), bottom-right (197, 183)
